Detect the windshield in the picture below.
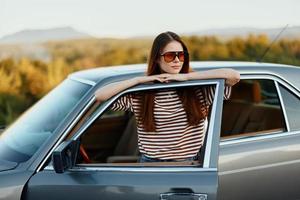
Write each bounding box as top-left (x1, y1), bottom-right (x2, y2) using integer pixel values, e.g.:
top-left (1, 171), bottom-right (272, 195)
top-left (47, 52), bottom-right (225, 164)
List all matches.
top-left (0, 79), bottom-right (91, 163)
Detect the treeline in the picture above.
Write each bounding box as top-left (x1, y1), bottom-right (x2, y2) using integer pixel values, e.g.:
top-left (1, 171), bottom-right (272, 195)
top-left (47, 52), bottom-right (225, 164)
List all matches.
top-left (1, 34), bottom-right (300, 126)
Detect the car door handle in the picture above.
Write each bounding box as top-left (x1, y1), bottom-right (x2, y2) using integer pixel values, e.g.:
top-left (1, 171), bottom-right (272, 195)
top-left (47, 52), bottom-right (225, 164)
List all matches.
top-left (160, 192), bottom-right (207, 200)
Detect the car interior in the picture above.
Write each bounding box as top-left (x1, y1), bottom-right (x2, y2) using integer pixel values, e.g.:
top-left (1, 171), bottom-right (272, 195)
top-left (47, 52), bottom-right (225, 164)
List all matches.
top-left (76, 79), bottom-right (286, 165)
top-left (221, 79), bottom-right (286, 139)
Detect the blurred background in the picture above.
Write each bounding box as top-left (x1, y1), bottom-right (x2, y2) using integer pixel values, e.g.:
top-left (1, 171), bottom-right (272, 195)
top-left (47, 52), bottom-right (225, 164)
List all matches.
top-left (0, 0), bottom-right (299, 126)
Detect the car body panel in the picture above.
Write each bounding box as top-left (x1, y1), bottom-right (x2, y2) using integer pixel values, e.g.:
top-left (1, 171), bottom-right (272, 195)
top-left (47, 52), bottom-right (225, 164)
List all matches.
top-left (0, 171), bottom-right (33, 200)
top-left (218, 131), bottom-right (300, 200)
top-left (25, 170), bottom-right (217, 200)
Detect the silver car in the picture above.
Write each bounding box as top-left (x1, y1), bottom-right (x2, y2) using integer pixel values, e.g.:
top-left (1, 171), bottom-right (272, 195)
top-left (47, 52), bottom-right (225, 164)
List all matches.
top-left (0, 61), bottom-right (299, 200)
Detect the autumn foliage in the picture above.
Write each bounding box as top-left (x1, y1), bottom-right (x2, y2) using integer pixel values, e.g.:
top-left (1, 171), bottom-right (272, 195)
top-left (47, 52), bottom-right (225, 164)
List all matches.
top-left (0, 35), bottom-right (300, 126)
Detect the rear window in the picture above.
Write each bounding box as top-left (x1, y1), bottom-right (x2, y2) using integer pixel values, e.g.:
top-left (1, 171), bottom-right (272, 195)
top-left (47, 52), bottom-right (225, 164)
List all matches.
top-left (221, 79), bottom-right (286, 139)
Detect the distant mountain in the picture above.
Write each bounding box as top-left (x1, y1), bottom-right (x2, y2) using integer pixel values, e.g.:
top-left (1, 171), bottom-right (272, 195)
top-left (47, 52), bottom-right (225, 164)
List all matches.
top-left (188, 26), bottom-right (300, 39)
top-left (0, 27), bottom-right (91, 44)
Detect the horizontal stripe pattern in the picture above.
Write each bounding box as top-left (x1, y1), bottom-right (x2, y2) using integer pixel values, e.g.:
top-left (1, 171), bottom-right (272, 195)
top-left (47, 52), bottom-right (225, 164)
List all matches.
top-left (111, 85), bottom-right (231, 160)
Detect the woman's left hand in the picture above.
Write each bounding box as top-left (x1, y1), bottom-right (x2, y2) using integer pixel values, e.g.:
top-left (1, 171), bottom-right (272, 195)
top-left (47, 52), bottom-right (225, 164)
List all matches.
top-left (162, 73), bottom-right (189, 82)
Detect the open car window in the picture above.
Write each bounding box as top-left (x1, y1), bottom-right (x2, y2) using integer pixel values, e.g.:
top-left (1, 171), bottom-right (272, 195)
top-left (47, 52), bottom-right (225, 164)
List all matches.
top-left (75, 83), bottom-right (221, 167)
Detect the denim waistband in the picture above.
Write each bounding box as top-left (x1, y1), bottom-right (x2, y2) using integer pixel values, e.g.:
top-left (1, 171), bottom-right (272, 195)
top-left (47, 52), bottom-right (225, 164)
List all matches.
top-left (139, 154), bottom-right (198, 163)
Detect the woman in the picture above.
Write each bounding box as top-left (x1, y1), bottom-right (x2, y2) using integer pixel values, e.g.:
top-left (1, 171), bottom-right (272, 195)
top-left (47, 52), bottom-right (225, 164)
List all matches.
top-left (95, 31), bottom-right (240, 162)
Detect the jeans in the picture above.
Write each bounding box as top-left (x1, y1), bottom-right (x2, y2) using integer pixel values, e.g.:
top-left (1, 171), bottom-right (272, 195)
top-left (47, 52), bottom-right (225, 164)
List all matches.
top-left (139, 154), bottom-right (198, 163)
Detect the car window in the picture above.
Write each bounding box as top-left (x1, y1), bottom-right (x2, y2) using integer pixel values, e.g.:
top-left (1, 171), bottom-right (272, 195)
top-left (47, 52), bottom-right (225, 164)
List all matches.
top-left (221, 79), bottom-right (286, 139)
top-left (77, 85), bottom-right (218, 166)
top-left (278, 84), bottom-right (300, 131)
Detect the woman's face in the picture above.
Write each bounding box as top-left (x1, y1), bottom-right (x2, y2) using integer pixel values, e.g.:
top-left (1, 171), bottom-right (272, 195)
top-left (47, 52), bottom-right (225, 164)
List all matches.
top-left (158, 41), bottom-right (184, 74)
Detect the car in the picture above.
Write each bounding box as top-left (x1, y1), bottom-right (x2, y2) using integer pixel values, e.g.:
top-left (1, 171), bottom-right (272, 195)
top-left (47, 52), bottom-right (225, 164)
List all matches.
top-left (0, 61), bottom-right (300, 200)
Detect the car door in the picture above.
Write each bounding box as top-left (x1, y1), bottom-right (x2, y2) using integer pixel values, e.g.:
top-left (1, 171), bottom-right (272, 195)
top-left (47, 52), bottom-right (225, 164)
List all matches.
top-left (218, 76), bottom-right (300, 200)
top-left (23, 79), bottom-right (225, 200)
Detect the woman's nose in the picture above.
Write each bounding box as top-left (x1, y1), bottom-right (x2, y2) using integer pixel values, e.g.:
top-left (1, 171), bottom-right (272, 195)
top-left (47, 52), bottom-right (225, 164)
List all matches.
top-left (173, 55), bottom-right (180, 62)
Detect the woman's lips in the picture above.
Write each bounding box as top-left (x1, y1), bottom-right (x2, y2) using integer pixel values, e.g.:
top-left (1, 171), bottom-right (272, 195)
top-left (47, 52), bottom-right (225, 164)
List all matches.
top-left (171, 65), bottom-right (181, 69)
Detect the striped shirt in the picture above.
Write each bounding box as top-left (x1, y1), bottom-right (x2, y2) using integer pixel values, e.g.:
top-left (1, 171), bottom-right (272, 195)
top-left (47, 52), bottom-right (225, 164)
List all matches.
top-left (111, 85), bottom-right (231, 160)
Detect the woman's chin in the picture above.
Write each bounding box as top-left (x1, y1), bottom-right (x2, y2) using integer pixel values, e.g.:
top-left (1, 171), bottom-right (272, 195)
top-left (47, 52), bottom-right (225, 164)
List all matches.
top-left (160, 67), bottom-right (182, 74)
top-left (171, 69), bottom-right (182, 74)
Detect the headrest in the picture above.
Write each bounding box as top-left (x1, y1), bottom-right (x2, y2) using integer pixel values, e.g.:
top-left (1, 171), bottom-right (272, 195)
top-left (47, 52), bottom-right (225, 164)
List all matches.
top-left (231, 81), bottom-right (261, 103)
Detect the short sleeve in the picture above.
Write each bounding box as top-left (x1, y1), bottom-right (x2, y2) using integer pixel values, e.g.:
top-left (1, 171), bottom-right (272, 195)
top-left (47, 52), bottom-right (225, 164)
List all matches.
top-left (110, 94), bottom-right (134, 112)
top-left (202, 85), bottom-right (215, 106)
top-left (224, 86), bottom-right (231, 100)
top-left (202, 85), bottom-right (232, 106)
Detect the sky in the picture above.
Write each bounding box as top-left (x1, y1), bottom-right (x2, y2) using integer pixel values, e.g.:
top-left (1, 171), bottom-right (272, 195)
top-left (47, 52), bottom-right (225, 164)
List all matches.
top-left (0, 0), bottom-right (299, 38)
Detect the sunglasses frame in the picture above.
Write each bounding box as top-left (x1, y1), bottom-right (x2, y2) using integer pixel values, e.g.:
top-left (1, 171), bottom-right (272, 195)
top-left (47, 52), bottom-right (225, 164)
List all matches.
top-left (160, 51), bottom-right (188, 63)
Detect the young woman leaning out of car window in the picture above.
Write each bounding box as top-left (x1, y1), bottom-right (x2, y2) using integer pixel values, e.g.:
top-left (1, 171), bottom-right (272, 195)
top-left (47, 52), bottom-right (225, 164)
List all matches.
top-left (95, 31), bottom-right (240, 163)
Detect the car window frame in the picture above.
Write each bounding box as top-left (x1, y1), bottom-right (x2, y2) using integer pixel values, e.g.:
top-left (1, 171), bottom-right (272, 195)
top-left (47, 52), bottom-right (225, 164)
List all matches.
top-left (58, 79), bottom-right (226, 171)
top-left (220, 73), bottom-right (300, 147)
top-left (277, 83), bottom-right (300, 131)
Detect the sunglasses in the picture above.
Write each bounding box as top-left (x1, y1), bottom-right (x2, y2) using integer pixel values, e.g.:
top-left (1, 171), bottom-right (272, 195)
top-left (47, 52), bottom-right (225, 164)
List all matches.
top-left (160, 51), bottom-right (187, 63)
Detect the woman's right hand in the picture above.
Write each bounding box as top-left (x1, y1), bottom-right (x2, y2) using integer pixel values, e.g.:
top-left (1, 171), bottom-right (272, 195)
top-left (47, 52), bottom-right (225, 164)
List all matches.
top-left (133, 74), bottom-right (171, 84)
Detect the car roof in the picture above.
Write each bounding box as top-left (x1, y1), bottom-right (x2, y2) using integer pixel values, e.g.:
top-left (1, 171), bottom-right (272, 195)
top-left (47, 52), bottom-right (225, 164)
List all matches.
top-left (69, 61), bottom-right (300, 90)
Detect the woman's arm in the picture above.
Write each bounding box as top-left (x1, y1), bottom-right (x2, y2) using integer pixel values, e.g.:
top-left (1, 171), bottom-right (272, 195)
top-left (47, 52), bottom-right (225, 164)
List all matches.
top-left (188, 68), bottom-right (240, 86)
top-left (94, 75), bottom-right (167, 102)
top-left (165, 68), bottom-right (240, 86)
top-left (95, 68), bottom-right (240, 102)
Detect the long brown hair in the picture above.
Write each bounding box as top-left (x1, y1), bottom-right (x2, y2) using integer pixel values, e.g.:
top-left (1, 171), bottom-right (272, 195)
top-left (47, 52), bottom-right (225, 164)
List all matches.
top-left (137, 31), bottom-right (208, 132)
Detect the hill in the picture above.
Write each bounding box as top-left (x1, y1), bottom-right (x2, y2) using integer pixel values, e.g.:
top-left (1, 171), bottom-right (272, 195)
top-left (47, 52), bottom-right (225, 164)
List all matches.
top-left (0, 27), bottom-right (91, 44)
top-left (189, 26), bottom-right (300, 39)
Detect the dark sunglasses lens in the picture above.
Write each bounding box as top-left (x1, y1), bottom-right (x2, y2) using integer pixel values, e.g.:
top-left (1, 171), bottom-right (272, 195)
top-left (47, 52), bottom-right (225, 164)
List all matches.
top-left (178, 52), bottom-right (185, 62)
top-left (163, 52), bottom-right (176, 62)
